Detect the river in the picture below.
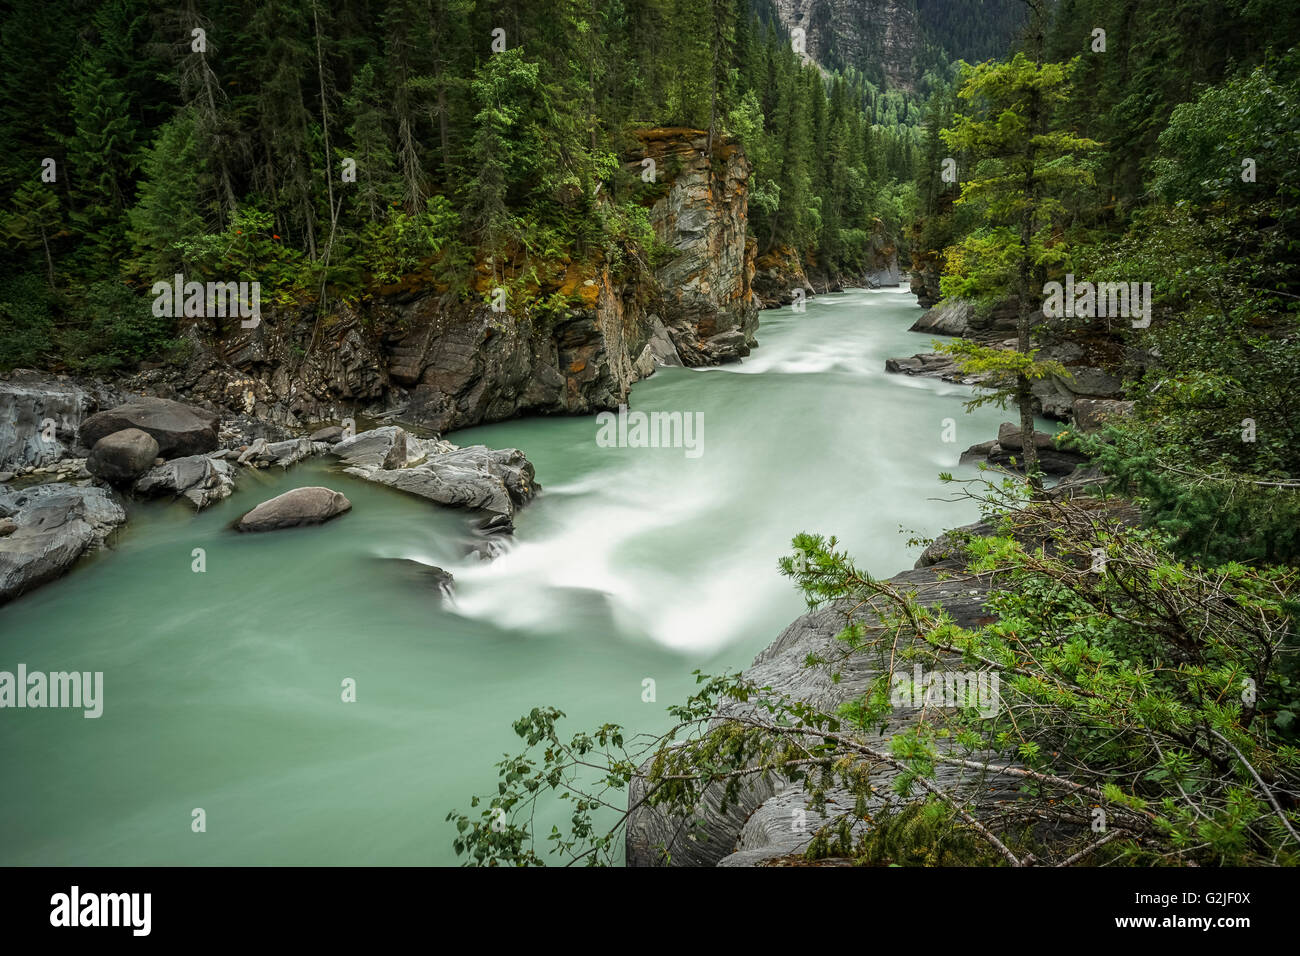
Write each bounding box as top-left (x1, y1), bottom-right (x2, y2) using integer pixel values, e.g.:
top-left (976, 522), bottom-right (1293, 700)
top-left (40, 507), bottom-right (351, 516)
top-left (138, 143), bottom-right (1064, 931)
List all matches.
top-left (0, 287), bottom-right (1025, 865)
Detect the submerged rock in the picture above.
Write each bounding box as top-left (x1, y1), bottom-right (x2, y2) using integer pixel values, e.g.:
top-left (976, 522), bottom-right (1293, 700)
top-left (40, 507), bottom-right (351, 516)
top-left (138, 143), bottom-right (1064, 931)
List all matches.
top-left (0, 483), bottom-right (126, 604)
top-left (380, 558), bottom-right (455, 600)
top-left (86, 428), bottom-right (159, 484)
top-left (237, 486), bottom-right (351, 532)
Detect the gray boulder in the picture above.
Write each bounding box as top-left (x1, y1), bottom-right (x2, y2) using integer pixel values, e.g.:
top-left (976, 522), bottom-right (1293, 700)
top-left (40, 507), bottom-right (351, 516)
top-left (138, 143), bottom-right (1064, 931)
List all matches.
top-left (1032, 367), bottom-right (1126, 420)
top-left (909, 298), bottom-right (974, 337)
top-left (80, 398), bottom-right (219, 459)
top-left (308, 425), bottom-right (345, 443)
top-left (331, 427), bottom-right (536, 530)
top-left (86, 428), bottom-right (160, 484)
top-left (236, 486), bottom-right (352, 532)
top-left (0, 483), bottom-right (126, 604)
top-left (134, 454), bottom-right (236, 510)
top-left (1073, 398), bottom-right (1134, 432)
top-left (996, 421), bottom-right (1057, 451)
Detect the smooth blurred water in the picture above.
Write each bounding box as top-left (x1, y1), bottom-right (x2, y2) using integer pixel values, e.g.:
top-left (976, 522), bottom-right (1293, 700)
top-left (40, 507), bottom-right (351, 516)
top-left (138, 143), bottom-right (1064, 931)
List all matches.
top-left (0, 288), bottom-right (1019, 865)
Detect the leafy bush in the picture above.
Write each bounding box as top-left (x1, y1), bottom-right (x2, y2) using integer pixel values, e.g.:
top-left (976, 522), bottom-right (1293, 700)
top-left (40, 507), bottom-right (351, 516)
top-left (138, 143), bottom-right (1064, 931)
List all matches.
top-left (361, 196), bottom-right (465, 285)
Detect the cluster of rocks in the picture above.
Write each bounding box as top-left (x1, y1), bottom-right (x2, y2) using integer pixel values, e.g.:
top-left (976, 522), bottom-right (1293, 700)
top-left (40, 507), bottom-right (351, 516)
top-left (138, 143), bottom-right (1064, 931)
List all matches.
top-left (960, 422), bottom-right (1090, 476)
top-left (330, 425), bottom-right (536, 534)
top-left (887, 297), bottom-right (1135, 429)
top-left (0, 380), bottom-right (537, 604)
top-left (958, 400), bottom-right (1136, 478)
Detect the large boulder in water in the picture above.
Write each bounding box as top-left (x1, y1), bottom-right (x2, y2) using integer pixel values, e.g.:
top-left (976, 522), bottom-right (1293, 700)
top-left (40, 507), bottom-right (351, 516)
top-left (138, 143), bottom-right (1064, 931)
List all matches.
top-left (0, 483), bottom-right (126, 604)
top-left (334, 428), bottom-right (535, 528)
top-left (237, 486), bottom-right (351, 532)
top-left (80, 398), bottom-right (219, 459)
top-left (86, 428), bottom-right (159, 484)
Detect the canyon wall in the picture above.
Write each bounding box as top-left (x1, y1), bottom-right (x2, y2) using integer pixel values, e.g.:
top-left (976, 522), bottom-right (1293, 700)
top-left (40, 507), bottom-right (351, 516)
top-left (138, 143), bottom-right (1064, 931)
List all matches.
top-left (118, 129), bottom-right (757, 438)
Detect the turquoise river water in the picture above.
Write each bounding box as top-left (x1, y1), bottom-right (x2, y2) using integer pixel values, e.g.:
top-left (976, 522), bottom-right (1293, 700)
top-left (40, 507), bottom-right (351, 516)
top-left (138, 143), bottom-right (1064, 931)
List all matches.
top-left (0, 288), bottom-right (1027, 864)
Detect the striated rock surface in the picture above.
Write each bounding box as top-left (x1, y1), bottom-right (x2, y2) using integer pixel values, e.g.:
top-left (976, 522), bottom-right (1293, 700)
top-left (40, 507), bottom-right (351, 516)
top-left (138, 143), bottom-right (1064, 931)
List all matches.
top-left (910, 298), bottom-right (974, 336)
top-left (636, 128), bottom-right (759, 365)
top-left (0, 483), bottom-right (126, 604)
top-left (332, 427), bottom-right (536, 529)
top-left (0, 371), bottom-right (112, 470)
top-left (134, 454), bottom-right (236, 510)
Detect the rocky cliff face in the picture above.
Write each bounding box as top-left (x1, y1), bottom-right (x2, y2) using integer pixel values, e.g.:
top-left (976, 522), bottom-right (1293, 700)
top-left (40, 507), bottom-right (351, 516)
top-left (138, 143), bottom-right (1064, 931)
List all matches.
top-left (637, 129), bottom-right (759, 366)
top-left (771, 0), bottom-right (923, 89)
top-left (768, 0), bottom-right (1025, 91)
top-left (123, 129), bottom-right (756, 437)
top-left (0, 372), bottom-right (119, 471)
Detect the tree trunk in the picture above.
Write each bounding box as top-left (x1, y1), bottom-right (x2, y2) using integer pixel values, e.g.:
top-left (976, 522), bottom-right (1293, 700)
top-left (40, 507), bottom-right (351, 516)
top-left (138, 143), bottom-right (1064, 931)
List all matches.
top-left (1018, 7), bottom-right (1047, 495)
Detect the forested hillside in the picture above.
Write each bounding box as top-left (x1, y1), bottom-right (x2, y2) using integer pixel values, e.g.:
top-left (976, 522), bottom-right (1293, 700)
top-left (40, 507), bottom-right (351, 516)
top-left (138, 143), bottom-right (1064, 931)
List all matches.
top-left (0, 0), bottom-right (928, 373)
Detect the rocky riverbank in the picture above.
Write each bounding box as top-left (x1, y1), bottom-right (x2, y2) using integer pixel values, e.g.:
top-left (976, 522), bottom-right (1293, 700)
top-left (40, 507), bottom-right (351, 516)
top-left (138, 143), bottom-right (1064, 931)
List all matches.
top-left (0, 385), bottom-right (537, 605)
top-left (885, 296), bottom-right (1135, 425)
top-left (624, 467), bottom-right (1122, 866)
top-left (105, 129), bottom-right (756, 440)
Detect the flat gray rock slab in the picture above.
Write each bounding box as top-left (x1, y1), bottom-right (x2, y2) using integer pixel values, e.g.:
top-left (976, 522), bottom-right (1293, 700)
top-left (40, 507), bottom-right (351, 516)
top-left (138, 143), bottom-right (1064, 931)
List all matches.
top-left (0, 483), bottom-right (126, 604)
